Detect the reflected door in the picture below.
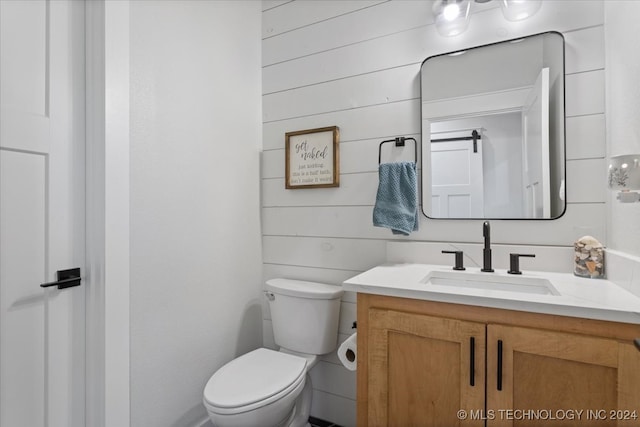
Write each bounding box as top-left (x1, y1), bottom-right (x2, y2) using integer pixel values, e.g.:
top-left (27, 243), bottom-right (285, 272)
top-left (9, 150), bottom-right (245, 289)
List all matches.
top-left (522, 68), bottom-right (550, 218)
top-left (431, 140), bottom-right (484, 218)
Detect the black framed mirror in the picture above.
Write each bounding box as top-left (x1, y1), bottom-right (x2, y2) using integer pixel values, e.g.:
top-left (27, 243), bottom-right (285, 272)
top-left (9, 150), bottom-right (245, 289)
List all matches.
top-left (421, 31), bottom-right (565, 219)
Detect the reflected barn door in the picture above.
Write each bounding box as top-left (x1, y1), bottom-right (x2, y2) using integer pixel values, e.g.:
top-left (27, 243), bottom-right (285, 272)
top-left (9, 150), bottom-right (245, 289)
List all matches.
top-left (431, 139), bottom-right (484, 218)
top-left (0, 1), bottom-right (86, 426)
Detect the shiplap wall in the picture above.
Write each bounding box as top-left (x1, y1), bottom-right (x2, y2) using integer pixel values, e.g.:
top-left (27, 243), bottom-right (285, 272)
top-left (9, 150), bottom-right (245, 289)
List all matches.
top-left (605, 0), bottom-right (640, 257)
top-left (261, 1), bottom-right (605, 425)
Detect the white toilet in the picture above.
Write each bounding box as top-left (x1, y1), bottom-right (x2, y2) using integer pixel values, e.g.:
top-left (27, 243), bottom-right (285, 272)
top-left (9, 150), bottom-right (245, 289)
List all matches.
top-left (203, 278), bottom-right (344, 427)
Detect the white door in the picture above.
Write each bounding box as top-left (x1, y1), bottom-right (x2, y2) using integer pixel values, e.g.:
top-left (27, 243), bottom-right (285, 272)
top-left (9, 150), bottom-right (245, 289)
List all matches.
top-left (0, 1), bottom-right (85, 426)
top-left (522, 67), bottom-right (550, 218)
top-left (430, 139), bottom-right (484, 218)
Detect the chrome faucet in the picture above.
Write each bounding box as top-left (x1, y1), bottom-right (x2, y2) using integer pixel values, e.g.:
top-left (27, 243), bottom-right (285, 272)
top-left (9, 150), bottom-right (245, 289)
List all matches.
top-left (481, 221), bottom-right (494, 272)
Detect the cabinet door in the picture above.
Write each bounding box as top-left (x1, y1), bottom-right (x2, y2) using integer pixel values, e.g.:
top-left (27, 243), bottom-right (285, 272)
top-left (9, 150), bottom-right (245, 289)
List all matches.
top-left (487, 325), bottom-right (640, 427)
top-left (367, 308), bottom-right (485, 426)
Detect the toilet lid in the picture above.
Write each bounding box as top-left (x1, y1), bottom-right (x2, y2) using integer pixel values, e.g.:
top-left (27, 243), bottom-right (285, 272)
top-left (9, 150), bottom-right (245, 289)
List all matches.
top-left (204, 348), bottom-right (307, 410)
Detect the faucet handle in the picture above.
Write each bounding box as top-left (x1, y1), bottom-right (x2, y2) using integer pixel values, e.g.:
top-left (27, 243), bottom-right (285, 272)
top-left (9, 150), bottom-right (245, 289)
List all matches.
top-left (442, 250), bottom-right (465, 271)
top-left (508, 253), bottom-right (536, 275)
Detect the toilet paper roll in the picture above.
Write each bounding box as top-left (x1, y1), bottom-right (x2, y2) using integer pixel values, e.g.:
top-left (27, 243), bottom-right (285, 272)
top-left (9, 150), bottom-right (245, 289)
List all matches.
top-left (337, 333), bottom-right (357, 371)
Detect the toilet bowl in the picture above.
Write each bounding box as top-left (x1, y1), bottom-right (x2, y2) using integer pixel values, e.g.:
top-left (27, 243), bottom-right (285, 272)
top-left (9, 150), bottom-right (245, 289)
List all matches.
top-left (203, 348), bottom-right (310, 427)
top-left (203, 279), bottom-right (343, 427)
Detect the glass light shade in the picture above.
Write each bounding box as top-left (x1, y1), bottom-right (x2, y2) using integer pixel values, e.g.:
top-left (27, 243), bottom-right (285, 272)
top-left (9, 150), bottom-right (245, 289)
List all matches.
top-left (500, 0), bottom-right (542, 22)
top-left (433, 0), bottom-right (471, 37)
top-left (608, 154), bottom-right (640, 202)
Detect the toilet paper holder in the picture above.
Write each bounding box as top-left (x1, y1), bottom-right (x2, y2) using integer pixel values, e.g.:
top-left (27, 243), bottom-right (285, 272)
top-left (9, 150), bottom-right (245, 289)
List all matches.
top-left (349, 323), bottom-right (357, 362)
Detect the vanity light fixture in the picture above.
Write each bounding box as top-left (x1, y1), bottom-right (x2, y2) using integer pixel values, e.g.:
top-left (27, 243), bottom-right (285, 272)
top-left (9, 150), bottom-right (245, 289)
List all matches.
top-left (608, 154), bottom-right (640, 203)
top-left (433, 0), bottom-right (542, 37)
top-left (433, 0), bottom-right (471, 37)
top-left (500, 0), bottom-right (542, 22)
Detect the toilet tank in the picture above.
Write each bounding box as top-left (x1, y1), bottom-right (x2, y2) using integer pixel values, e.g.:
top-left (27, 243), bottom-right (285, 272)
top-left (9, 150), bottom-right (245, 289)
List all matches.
top-left (265, 278), bottom-right (343, 355)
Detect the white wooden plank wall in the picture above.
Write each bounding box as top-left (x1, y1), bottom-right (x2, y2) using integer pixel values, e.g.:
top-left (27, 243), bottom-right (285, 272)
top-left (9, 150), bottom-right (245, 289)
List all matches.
top-left (261, 2), bottom-right (605, 425)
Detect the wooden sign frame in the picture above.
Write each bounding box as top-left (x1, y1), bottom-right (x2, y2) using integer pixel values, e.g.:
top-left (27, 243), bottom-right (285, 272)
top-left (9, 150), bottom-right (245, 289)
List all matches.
top-left (285, 126), bottom-right (340, 189)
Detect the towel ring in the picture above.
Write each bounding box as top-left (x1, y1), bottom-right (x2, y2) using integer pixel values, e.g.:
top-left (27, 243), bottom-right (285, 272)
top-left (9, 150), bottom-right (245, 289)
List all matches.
top-left (378, 137), bottom-right (418, 165)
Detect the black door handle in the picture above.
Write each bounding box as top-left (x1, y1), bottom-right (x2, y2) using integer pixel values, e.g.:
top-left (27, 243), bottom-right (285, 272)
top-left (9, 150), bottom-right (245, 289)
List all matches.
top-left (40, 268), bottom-right (81, 290)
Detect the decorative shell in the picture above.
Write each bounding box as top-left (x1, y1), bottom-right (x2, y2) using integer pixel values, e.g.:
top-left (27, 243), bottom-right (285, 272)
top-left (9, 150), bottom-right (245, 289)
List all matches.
top-left (574, 236), bottom-right (604, 279)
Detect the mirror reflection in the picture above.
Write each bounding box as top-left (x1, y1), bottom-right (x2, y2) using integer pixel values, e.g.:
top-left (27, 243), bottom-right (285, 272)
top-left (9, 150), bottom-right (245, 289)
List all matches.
top-left (421, 32), bottom-right (565, 219)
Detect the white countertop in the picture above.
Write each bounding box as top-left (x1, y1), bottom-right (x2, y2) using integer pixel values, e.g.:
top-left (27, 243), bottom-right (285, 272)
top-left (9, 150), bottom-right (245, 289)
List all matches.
top-left (342, 263), bottom-right (640, 325)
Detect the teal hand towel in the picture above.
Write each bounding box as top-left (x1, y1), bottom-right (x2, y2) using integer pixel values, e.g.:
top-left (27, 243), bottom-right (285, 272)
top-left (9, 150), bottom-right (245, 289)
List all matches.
top-left (373, 161), bottom-right (419, 235)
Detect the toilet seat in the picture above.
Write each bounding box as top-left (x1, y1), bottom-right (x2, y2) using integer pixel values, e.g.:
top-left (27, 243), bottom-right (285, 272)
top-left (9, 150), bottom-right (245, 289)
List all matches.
top-left (203, 348), bottom-right (307, 416)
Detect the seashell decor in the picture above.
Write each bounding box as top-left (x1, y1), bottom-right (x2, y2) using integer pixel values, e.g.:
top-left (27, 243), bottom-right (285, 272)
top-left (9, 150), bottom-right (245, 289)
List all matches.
top-left (574, 236), bottom-right (604, 279)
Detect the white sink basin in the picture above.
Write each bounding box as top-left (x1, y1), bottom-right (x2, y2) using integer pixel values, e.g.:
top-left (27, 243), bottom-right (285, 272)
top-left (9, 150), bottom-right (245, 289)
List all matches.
top-left (421, 270), bottom-right (560, 296)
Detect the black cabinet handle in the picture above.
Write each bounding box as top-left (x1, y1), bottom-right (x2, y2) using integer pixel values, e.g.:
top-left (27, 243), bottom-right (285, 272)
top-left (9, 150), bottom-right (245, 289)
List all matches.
top-left (470, 337), bottom-right (475, 387)
top-left (497, 340), bottom-right (503, 391)
top-left (635, 339), bottom-right (640, 352)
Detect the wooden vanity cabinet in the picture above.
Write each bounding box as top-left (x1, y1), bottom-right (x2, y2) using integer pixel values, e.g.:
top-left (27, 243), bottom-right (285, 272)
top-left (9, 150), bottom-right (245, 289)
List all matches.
top-left (487, 325), bottom-right (640, 427)
top-left (357, 293), bottom-right (640, 427)
top-left (365, 305), bottom-right (486, 426)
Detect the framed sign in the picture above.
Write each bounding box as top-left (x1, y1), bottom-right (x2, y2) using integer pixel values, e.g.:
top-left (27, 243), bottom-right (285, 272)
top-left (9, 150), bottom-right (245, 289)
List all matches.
top-left (285, 126), bottom-right (340, 189)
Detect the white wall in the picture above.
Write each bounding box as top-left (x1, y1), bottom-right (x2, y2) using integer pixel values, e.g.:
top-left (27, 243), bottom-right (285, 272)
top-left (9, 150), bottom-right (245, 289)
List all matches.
top-left (261, 1), bottom-right (606, 425)
top-left (130, 2), bottom-right (263, 426)
top-left (605, 1), bottom-right (640, 257)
